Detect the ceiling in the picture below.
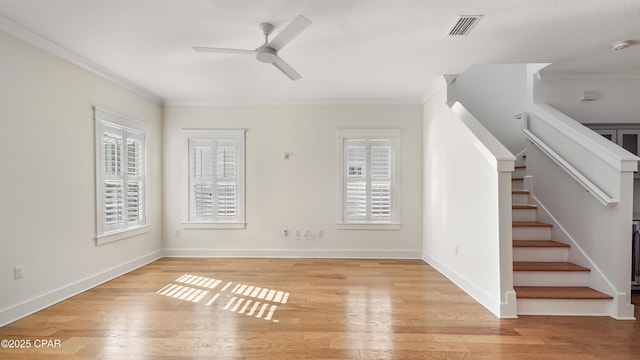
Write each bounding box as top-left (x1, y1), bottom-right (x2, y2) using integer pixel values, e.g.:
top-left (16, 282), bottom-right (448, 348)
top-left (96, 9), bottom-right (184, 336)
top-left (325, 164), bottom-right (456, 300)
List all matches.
top-left (0, 0), bottom-right (638, 105)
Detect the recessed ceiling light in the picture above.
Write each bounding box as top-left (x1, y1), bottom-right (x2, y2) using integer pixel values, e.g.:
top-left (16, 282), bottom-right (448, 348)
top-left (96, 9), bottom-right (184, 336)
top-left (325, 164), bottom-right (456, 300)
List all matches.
top-left (612, 40), bottom-right (631, 51)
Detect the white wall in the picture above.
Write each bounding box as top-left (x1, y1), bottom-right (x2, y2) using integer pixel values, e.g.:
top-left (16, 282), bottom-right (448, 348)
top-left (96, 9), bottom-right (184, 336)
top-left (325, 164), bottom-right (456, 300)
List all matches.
top-left (0, 30), bottom-right (163, 326)
top-left (535, 77), bottom-right (640, 212)
top-left (536, 78), bottom-right (640, 124)
top-left (456, 64), bottom-right (528, 154)
top-left (162, 104), bottom-right (423, 257)
top-left (423, 85), bottom-right (512, 317)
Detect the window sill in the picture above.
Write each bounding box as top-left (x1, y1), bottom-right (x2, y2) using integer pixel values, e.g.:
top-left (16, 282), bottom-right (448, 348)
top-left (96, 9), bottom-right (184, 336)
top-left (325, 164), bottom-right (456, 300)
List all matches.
top-left (96, 225), bottom-right (151, 246)
top-left (336, 223), bottom-right (401, 230)
top-left (183, 222), bottom-right (246, 230)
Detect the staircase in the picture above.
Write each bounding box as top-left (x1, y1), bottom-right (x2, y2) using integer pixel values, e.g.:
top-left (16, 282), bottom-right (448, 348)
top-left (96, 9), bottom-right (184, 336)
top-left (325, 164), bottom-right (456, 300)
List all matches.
top-left (511, 162), bottom-right (613, 316)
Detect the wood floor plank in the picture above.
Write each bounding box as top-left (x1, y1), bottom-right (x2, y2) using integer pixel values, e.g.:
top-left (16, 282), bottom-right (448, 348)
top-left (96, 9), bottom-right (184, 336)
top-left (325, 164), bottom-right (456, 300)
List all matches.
top-left (0, 258), bottom-right (638, 359)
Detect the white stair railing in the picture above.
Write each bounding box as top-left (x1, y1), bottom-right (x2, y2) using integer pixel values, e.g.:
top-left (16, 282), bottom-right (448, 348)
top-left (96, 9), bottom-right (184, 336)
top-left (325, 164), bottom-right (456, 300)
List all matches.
top-left (522, 126), bottom-right (618, 206)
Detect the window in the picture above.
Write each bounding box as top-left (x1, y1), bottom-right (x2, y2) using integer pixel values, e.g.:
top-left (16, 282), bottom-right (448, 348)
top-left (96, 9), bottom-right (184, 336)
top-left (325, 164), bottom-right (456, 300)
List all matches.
top-left (337, 129), bottom-right (401, 229)
top-left (95, 107), bottom-right (149, 244)
top-left (183, 129), bottom-right (246, 229)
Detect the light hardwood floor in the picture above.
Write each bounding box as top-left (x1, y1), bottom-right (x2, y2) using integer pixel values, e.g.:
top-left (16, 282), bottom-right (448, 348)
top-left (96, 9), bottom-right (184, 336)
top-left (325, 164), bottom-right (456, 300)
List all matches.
top-left (1, 258), bottom-right (639, 359)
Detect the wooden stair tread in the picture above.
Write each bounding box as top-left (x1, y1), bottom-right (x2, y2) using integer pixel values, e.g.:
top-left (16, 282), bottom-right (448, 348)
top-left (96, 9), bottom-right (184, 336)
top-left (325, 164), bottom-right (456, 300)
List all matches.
top-left (512, 221), bottom-right (552, 227)
top-left (512, 204), bottom-right (537, 210)
top-left (513, 261), bottom-right (590, 272)
top-left (512, 190), bottom-right (530, 194)
top-left (514, 286), bottom-right (613, 300)
top-left (515, 165), bottom-right (526, 169)
top-left (513, 240), bottom-right (570, 248)
top-left (512, 177), bottom-right (524, 181)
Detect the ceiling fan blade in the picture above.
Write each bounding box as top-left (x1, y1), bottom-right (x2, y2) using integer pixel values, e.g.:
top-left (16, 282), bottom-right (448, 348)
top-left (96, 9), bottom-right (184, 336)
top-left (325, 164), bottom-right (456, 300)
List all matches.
top-left (271, 56), bottom-right (302, 81)
top-left (193, 47), bottom-right (255, 55)
top-left (268, 15), bottom-right (312, 51)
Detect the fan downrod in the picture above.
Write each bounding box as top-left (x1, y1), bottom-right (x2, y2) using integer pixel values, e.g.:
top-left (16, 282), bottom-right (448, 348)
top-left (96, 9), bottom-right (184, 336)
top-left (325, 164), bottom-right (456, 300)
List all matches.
top-left (259, 23), bottom-right (274, 37)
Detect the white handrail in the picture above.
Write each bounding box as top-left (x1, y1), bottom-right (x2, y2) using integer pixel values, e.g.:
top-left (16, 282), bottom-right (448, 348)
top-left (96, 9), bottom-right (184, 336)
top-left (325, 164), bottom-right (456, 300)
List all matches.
top-left (522, 129), bottom-right (618, 207)
top-left (531, 104), bottom-right (638, 172)
top-left (450, 102), bottom-right (515, 172)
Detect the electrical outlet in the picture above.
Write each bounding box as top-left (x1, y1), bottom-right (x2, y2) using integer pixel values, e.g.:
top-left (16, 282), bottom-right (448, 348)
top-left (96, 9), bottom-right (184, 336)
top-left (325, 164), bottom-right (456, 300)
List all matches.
top-left (454, 246), bottom-right (458, 255)
top-left (304, 230), bottom-right (311, 240)
top-left (175, 230), bottom-right (180, 237)
top-left (295, 229), bottom-right (301, 241)
top-left (14, 265), bottom-right (23, 280)
top-left (317, 229), bottom-right (323, 237)
top-left (283, 229), bottom-right (289, 237)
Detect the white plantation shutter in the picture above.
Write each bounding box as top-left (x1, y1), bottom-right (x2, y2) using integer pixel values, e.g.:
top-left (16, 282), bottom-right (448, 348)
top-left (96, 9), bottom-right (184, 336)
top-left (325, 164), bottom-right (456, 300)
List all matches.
top-left (346, 181), bottom-right (367, 219)
top-left (370, 145), bottom-right (391, 220)
top-left (104, 181), bottom-right (123, 229)
top-left (95, 107), bottom-right (148, 240)
top-left (103, 129), bottom-right (122, 176)
top-left (216, 141), bottom-right (238, 220)
top-left (102, 125), bottom-right (123, 232)
top-left (191, 139), bottom-right (215, 221)
top-left (126, 133), bottom-right (145, 226)
top-left (345, 145), bottom-right (367, 220)
top-left (338, 129), bottom-right (399, 226)
top-left (184, 130), bottom-right (245, 228)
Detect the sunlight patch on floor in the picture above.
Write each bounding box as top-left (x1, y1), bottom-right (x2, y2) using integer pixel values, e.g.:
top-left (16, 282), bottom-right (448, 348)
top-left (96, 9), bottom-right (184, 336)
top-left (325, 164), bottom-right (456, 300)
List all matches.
top-left (156, 274), bottom-right (289, 322)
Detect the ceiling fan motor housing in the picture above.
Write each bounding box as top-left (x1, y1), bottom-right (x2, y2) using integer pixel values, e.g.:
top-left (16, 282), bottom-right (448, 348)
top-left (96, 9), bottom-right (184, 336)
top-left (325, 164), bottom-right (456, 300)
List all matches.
top-left (256, 46), bottom-right (278, 63)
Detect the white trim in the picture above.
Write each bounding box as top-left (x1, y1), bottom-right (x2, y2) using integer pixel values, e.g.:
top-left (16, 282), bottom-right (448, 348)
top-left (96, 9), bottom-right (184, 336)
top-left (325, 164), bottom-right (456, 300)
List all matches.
top-left (336, 128), bottom-right (402, 226)
top-left (183, 223), bottom-right (246, 230)
top-left (423, 252), bottom-right (501, 318)
top-left (0, 250), bottom-right (162, 327)
top-left (0, 13), bottom-right (162, 104)
top-left (523, 129), bottom-right (618, 206)
top-left (94, 106), bottom-right (150, 238)
top-left (450, 102), bottom-right (515, 172)
top-left (500, 290), bottom-right (519, 319)
top-left (164, 97), bottom-right (422, 107)
top-left (96, 225), bottom-right (150, 245)
top-left (528, 105), bottom-right (639, 172)
top-left (538, 70), bottom-right (640, 81)
top-left (336, 223), bottom-right (401, 230)
top-left (94, 106), bottom-right (149, 132)
top-left (182, 129), bottom-right (247, 226)
top-left (162, 248), bottom-right (422, 259)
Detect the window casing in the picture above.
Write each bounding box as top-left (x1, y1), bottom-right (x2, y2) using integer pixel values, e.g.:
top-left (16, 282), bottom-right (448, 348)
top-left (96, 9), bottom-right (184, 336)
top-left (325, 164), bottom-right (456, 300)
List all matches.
top-left (183, 129), bottom-right (246, 229)
top-left (337, 129), bottom-right (401, 229)
top-left (95, 107), bottom-right (149, 244)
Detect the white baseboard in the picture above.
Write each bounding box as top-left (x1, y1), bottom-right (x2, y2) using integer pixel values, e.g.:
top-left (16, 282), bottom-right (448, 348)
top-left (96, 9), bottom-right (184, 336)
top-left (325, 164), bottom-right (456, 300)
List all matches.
top-left (0, 250), bottom-right (163, 327)
top-left (162, 248), bottom-right (422, 259)
top-left (500, 290), bottom-right (519, 319)
top-left (423, 252), bottom-right (501, 318)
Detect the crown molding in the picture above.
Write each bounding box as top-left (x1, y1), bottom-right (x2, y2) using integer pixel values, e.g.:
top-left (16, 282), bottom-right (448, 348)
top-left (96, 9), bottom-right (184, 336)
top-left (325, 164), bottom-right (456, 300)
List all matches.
top-left (164, 97), bottom-right (423, 107)
top-left (0, 13), bottom-right (164, 104)
top-left (539, 70), bottom-right (640, 81)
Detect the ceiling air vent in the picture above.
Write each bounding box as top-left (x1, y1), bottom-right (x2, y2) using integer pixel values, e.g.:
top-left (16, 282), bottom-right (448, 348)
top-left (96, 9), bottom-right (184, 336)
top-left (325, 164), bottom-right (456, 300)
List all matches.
top-left (448, 15), bottom-right (483, 36)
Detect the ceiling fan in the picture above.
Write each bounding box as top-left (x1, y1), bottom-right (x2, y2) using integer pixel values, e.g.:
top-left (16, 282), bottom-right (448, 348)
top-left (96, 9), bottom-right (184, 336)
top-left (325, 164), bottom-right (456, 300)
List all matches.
top-left (193, 15), bottom-right (312, 81)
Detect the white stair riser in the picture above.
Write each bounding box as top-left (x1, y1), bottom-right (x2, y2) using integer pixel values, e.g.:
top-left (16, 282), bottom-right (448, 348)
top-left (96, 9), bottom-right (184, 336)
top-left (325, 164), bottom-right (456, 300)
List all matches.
top-left (514, 271), bottom-right (589, 286)
top-left (513, 247), bottom-right (568, 262)
top-left (512, 193), bottom-right (529, 203)
top-left (513, 168), bottom-right (526, 178)
top-left (512, 208), bottom-right (537, 222)
top-left (513, 227), bottom-right (551, 240)
top-left (516, 298), bottom-right (610, 316)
